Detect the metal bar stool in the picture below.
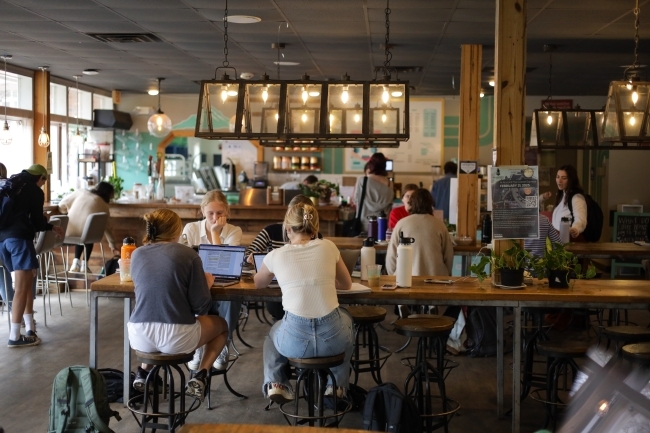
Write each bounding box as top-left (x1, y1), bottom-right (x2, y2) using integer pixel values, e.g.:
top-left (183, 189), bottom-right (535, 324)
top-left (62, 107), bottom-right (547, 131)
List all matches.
top-left (622, 343), bottom-right (650, 364)
top-left (604, 325), bottom-right (650, 353)
top-left (128, 351), bottom-right (200, 433)
top-left (531, 340), bottom-right (588, 432)
top-left (346, 305), bottom-right (392, 385)
top-left (394, 316), bottom-right (460, 433)
top-left (279, 353), bottom-right (352, 428)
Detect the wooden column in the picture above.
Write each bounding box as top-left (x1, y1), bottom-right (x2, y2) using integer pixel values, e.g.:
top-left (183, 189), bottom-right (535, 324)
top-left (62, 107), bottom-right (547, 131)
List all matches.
top-left (457, 45), bottom-right (482, 239)
top-left (33, 68), bottom-right (50, 200)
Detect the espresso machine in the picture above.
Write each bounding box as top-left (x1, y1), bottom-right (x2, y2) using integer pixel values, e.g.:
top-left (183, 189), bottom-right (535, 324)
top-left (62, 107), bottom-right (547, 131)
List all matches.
top-left (251, 161), bottom-right (269, 188)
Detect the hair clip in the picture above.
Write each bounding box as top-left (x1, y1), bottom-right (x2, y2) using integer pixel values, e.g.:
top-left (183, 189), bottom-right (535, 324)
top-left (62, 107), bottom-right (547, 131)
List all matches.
top-left (303, 213), bottom-right (313, 221)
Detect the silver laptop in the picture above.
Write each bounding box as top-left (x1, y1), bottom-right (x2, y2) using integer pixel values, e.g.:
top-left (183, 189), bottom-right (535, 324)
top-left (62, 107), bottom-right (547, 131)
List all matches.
top-left (197, 244), bottom-right (246, 287)
top-left (252, 253), bottom-right (280, 288)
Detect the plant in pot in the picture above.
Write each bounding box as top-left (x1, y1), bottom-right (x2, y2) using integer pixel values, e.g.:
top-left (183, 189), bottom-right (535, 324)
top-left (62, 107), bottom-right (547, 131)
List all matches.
top-left (300, 180), bottom-right (339, 205)
top-left (106, 174), bottom-right (124, 201)
top-left (532, 239), bottom-right (597, 288)
top-left (469, 240), bottom-right (538, 287)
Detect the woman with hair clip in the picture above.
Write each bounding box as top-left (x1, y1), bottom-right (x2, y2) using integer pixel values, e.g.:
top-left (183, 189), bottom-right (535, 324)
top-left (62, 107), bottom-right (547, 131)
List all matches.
top-left (551, 164), bottom-right (587, 240)
top-left (128, 209), bottom-right (229, 400)
top-left (255, 203), bottom-right (354, 404)
top-left (181, 190), bottom-right (242, 372)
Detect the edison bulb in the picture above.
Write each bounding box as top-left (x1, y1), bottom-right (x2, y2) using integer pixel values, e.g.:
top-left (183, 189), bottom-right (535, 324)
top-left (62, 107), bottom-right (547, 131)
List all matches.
top-left (71, 129), bottom-right (84, 147)
top-left (301, 112), bottom-right (308, 123)
top-left (274, 112), bottom-right (279, 121)
top-left (221, 87), bottom-right (228, 103)
top-left (302, 87), bottom-right (308, 104)
top-left (627, 82), bottom-right (633, 90)
top-left (381, 113), bottom-right (387, 123)
top-left (341, 87), bottom-right (349, 104)
top-left (632, 91), bottom-right (639, 105)
top-left (630, 116), bottom-right (636, 126)
top-left (480, 92), bottom-right (485, 98)
top-left (354, 113), bottom-right (360, 123)
top-left (147, 112), bottom-right (172, 137)
top-left (37, 127), bottom-right (50, 148)
top-left (382, 87), bottom-right (389, 104)
top-left (546, 114), bottom-right (553, 125)
top-left (329, 113), bottom-right (334, 125)
top-left (0, 121), bottom-right (11, 146)
top-left (262, 87), bottom-right (268, 103)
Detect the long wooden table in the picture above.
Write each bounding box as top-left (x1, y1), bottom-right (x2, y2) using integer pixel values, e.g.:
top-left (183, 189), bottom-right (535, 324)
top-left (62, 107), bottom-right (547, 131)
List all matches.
top-left (90, 273), bottom-right (650, 433)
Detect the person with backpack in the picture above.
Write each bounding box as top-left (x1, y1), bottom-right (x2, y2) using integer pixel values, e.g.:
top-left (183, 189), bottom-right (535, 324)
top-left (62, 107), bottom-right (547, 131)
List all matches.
top-left (0, 164), bottom-right (64, 347)
top-left (552, 165), bottom-right (588, 241)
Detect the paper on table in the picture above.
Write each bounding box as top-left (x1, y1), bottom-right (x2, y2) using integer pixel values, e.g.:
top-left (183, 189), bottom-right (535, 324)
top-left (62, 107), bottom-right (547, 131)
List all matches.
top-left (337, 282), bottom-right (372, 294)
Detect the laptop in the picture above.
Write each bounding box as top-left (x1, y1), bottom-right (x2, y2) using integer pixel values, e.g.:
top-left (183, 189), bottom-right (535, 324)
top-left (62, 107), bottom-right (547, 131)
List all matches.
top-left (197, 244), bottom-right (246, 287)
top-left (252, 253), bottom-right (280, 288)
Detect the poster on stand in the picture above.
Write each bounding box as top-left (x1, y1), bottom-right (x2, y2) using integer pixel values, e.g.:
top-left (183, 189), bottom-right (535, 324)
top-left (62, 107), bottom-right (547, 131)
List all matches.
top-left (491, 166), bottom-right (540, 240)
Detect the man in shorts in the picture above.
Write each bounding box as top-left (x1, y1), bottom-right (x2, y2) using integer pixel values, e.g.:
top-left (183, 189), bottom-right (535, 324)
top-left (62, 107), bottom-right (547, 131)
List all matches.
top-left (0, 164), bottom-right (64, 347)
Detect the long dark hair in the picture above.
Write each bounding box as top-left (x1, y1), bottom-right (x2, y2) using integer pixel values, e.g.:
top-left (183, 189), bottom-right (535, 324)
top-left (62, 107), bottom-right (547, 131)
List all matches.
top-left (555, 164), bottom-right (584, 206)
top-left (364, 152), bottom-right (388, 176)
top-left (92, 181), bottom-right (114, 203)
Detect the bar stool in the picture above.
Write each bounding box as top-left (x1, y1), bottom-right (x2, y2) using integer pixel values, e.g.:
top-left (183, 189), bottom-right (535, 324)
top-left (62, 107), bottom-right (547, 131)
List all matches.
top-left (621, 343), bottom-right (650, 365)
top-left (604, 325), bottom-right (650, 353)
top-left (128, 351), bottom-right (200, 433)
top-left (345, 305), bottom-right (392, 385)
top-left (279, 353), bottom-right (351, 428)
top-left (520, 307), bottom-right (561, 401)
top-left (394, 316), bottom-right (460, 433)
top-left (531, 340), bottom-right (588, 431)
top-left (195, 348), bottom-right (248, 410)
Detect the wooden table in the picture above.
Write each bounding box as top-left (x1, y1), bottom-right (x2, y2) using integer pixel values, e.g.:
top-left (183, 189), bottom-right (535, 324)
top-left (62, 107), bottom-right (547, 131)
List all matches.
top-left (178, 424), bottom-right (368, 433)
top-left (90, 273), bottom-right (650, 433)
top-left (566, 242), bottom-right (650, 260)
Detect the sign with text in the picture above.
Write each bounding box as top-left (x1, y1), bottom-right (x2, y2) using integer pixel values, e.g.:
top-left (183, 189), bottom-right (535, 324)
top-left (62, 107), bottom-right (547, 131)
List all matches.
top-left (491, 166), bottom-right (540, 240)
top-left (540, 99), bottom-right (573, 110)
top-left (459, 161), bottom-right (477, 174)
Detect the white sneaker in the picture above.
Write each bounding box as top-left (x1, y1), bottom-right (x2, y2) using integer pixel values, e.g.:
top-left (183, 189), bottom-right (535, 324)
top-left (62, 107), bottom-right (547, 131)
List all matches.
top-left (325, 385), bottom-right (346, 398)
top-left (188, 346), bottom-right (203, 371)
top-left (213, 345), bottom-right (229, 370)
top-left (80, 260), bottom-right (92, 273)
top-left (266, 382), bottom-right (295, 404)
top-left (69, 259), bottom-right (80, 273)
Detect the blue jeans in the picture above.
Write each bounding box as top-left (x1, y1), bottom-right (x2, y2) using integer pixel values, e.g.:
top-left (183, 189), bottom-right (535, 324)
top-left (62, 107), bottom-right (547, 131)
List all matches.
top-left (209, 300), bottom-right (242, 340)
top-left (262, 308), bottom-right (353, 396)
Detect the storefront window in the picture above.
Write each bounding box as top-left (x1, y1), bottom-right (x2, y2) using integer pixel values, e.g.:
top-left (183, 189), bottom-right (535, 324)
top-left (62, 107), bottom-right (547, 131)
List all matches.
top-left (50, 83), bottom-right (67, 116)
top-left (0, 71), bottom-right (32, 110)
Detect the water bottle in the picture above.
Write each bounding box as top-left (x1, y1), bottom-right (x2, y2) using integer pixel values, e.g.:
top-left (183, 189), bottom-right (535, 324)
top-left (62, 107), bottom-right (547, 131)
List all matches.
top-left (367, 216), bottom-right (378, 240)
top-left (360, 237), bottom-right (376, 281)
top-left (396, 232), bottom-right (415, 288)
top-left (386, 226), bottom-right (393, 242)
top-left (481, 214), bottom-right (492, 245)
top-left (121, 237), bottom-right (136, 260)
top-left (377, 212), bottom-right (388, 242)
top-left (560, 217), bottom-right (571, 244)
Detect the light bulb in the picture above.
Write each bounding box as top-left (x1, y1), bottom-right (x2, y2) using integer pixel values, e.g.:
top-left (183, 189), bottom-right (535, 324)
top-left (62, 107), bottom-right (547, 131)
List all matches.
top-left (489, 80), bottom-right (495, 87)
top-left (274, 112), bottom-right (279, 121)
top-left (382, 87), bottom-right (389, 104)
top-left (147, 112), bottom-right (172, 137)
top-left (301, 112), bottom-right (308, 123)
top-left (0, 121), bottom-right (11, 146)
top-left (227, 90), bottom-right (238, 97)
top-left (302, 87), bottom-right (308, 104)
top-left (354, 113), bottom-right (360, 123)
top-left (391, 91), bottom-right (403, 97)
top-left (632, 90), bottom-right (639, 105)
top-left (262, 87), bottom-right (268, 103)
top-left (308, 91), bottom-right (320, 97)
top-left (627, 82), bottom-right (633, 90)
top-left (38, 127), bottom-right (50, 148)
top-left (382, 113), bottom-right (387, 123)
top-left (341, 87), bottom-right (349, 104)
top-left (480, 92), bottom-right (485, 98)
top-left (71, 129), bottom-right (84, 147)
top-left (546, 114), bottom-right (553, 125)
top-left (630, 116), bottom-right (636, 126)
top-left (221, 87), bottom-right (228, 103)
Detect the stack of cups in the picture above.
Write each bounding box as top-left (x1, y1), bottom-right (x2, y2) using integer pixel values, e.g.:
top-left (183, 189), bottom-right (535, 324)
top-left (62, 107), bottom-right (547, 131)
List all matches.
top-left (118, 259), bottom-right (131, 282)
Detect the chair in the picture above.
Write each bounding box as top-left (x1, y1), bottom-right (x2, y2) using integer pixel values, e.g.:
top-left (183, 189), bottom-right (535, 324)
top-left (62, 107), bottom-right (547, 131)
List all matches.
top-left (345, 305), bottom-right (392, 385)
top-left (34, 216), bottom-right (70, 320)
top-left (62, 212), bottom-right (109, 305)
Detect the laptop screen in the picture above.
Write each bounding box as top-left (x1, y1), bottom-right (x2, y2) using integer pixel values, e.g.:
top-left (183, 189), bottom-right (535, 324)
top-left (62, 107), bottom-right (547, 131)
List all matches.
top-left (197, 244), bottom-right (246, 280)
top-left (252, 253), bottom-right (277, 283)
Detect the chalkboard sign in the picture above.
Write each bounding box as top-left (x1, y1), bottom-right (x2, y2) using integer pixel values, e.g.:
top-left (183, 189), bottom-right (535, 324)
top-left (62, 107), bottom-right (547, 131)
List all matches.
top-left (612, 212), bottom-right (650, 243)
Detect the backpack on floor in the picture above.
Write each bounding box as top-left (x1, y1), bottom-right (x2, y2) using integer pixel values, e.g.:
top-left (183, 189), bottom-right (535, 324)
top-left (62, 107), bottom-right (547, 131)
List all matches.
top-left (465, 306), bottom-right (498, 358)
top-left (568, 193), bottom-right (603, 242)
top-left (362, 382), bottom-right (422, 433)
top-left (48, 365), bottom-right (121, 433)
top-left (0, 175), bottom-right (27, 229)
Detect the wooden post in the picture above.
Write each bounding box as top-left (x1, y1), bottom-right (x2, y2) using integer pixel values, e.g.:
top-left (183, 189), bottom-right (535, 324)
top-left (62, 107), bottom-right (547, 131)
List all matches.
top-left (33, 68), bottom-right (50, 201)
top-left (457, 45), bottom-right (482, 240)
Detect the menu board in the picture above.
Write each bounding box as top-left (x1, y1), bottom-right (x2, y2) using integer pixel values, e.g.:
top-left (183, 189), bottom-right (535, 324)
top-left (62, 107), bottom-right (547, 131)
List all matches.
top-left (490, 166), bottom-right (540, 240)
top-left (613, 212), bottom-right (650, 243)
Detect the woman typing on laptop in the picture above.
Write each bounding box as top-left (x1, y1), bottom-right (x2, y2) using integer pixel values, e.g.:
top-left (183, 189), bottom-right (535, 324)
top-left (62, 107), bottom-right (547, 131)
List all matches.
top-left (254, 202), bottom-right (354, 404)
top-left (127, 209), bottom-right (229, 401)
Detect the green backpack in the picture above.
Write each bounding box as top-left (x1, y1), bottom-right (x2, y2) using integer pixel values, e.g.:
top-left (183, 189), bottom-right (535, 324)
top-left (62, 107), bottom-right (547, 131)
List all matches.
top-left (48, 366), bottom-right (121, 433)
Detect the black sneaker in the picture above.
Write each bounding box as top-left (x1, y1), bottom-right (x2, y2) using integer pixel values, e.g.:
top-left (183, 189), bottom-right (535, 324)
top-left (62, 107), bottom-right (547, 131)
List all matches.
top-left (7, 333), bottom-right (41, 348)
top-left (186, 369), bottom-right (207, 401)
top-left (133, 366), bottom-right (149, 392)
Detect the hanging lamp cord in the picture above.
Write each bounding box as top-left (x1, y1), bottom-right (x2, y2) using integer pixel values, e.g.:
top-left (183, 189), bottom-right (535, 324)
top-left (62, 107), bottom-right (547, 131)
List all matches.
top-left (223, 0), bottom-right (229, 68)
top-left (157, 79), bottom-right (162, 112)
top-left (42, 68), bottom-right (46, 126)
top-left (76, 76), bottom-right (80, 131)
top-left (383, 0), bottom-right (392, 71)
top-left (3, 57), bottom-right (7, 122)
top-left (632, 0), bottom-right (640, 71)
top-left (546, 50), bottom-right (553, 103)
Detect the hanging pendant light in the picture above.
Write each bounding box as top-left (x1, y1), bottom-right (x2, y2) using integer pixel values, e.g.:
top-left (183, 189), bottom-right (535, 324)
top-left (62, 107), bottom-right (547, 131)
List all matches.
top-left (147, 77), bottom-right (172, 137)
top-left (0, 54), bottom-right (12, 146)
top-left (71, 75), bottom-right (84, 148)
top-left (37, 66), bottom-right (50, 148)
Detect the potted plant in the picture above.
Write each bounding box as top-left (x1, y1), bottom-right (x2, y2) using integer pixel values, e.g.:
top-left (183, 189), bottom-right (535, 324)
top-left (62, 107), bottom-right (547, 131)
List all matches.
top-left (300, 180), bottom-right (339, 205)
top-left (106, 174), bottom-right (124, 201)
top-left (532, 239), bottom-right (597, 288)
top-left (469, 240), bottom-right (537, 287)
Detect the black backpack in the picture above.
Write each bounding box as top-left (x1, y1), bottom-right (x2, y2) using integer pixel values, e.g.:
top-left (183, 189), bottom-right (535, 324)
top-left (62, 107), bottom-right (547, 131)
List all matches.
top-left (465, 307), bottom-right (498, 358)
top-left (362, 382), bottom-right (422, 433)
top-left (568, 193), bottom-right (603, 242)
top-left (0, 175), bottom-right (27, 229)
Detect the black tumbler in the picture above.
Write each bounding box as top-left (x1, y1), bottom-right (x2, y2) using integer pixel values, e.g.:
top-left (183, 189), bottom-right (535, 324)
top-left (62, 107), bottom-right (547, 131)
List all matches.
top-left (481, 214), bottom-right (492, 245)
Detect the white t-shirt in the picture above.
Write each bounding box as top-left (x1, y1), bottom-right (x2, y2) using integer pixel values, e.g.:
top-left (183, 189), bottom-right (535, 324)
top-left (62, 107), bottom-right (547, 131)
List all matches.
top-left (181, 220), bottom-right (242, 246)
top-left (264, 238), bottom-right (340, 319)
top-left (552, 194), bottom-right (587, 234)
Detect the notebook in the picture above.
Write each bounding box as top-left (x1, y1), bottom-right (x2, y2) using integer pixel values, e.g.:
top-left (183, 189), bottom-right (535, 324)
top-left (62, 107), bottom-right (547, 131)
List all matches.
top-left (252, 253), bottom-right (280, 288)
top-left (197, 244), bottom-right (246, 287)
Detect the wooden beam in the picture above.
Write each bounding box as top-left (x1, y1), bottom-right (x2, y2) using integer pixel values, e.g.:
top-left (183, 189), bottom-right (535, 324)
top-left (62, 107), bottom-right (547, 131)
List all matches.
top-left (457, 45), bottom-right (482, 239)
top-left (33, 68), bottom-right (50, 200)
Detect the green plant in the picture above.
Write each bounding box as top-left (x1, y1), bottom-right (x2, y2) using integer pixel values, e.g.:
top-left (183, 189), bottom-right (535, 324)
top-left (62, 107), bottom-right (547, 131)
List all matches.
top-left (300, 180), bottom-right (339, 201)
top-left (532, 238), bottom-right (597, 281)
top-left (469, 240), bottom-right (537, 282)
top-left (106, 174), bottom-right (124, 200)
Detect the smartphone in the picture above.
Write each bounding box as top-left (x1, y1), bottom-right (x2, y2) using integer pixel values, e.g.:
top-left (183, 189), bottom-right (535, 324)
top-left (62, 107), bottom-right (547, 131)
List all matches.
top-left (423, 279), bottom-right (453, 285)
top-left (381, 284), bottom-right (397, 290)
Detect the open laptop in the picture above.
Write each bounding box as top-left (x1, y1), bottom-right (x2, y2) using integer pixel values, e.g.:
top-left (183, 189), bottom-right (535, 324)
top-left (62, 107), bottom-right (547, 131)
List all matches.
top-left (252, 253), bottom-right (280, 288)
top-left (197, 244), bottom-right (246, 287)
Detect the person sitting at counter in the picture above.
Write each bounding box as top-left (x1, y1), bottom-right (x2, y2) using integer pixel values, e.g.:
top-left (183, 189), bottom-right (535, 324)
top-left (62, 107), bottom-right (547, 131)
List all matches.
top-left (128, 209), bottom-right (229, 401)
top-left (254, 202), bottom-right (353, 404)
top-left (181, 190), bottom-right (242, 373)
top-left (388, 183), bottom-right (418, 229)
top-left (244, 194), bottom-right (322, 322)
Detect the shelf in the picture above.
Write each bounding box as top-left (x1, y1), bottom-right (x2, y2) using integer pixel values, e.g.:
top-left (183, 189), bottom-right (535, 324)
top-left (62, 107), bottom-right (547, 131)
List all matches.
top-left (272, 149), bottom-right (322, 152)
top-left (272, 169), bottom-right (321, 173)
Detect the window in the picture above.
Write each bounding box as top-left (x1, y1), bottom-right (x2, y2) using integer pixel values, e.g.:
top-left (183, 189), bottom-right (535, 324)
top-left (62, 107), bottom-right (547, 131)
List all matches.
top-left (0, 118), bottom-right (33, 176)
top-left (50, 83), bottom-right (67, 116)
top-left (93, 94), bottom-right (113, 110)
top-left (0, 71), bottom-right (32, 110)
top-left (68, 88), bottom-right (92, 120)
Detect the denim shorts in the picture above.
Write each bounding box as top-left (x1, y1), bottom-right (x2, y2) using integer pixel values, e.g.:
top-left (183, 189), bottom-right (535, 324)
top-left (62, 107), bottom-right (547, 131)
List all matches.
top-left (0, 238), bottom-right (38, 272)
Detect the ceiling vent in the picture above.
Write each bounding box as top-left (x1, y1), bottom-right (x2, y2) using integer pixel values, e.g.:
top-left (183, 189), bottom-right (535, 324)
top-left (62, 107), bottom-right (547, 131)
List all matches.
top-left (87, 33), bottom-right (162, 43)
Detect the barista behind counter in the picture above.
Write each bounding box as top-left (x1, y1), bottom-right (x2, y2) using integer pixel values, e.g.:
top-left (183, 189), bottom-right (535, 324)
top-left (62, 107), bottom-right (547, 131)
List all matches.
top-left (279, 175), bottom-right (318, 190)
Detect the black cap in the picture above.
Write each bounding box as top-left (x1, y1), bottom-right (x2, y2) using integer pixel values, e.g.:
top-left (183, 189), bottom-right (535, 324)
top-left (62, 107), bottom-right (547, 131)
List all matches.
top-left (398, 231), bottom-right (415, 245)
top-left (363, 237), bottom-right (375, 246)
top-left (123, 236), bottom-right (135, 244)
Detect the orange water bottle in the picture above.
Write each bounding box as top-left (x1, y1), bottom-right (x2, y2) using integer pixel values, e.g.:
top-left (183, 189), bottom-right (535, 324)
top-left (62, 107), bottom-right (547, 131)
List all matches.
top-left (121, 237), bottom-right (136, 260)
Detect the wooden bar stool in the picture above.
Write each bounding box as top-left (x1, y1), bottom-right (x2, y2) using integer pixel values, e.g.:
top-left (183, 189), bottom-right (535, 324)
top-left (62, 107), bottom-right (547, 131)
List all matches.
top-left (531, 340), bottom-right (588, 432)
top-left (128, 351), bottom-right (200, 433)
top-left (345, 306), bottom-right (392, 385)
top-left (394, 316), bottom-right (460, 433)
top-left (621, 343), bottom-right (650, 364)
top-left (604, 325), bottom-right (650, 352)
top-left (279, 353), bottom-right (351, 428)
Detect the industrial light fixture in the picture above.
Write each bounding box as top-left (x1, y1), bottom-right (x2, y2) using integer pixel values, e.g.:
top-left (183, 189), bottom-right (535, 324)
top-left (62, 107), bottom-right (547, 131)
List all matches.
top-left (37, 66), bottom-right (49, 148)
top-left (0, 54), bottom-right (12, 146)
top-left (194, 0), bottom-right (408, 148)
top-left (71, 75), bottom-right (84, 148)
top-left (147, 89), bottom-right (159, 96)
top-left (601, 0), bottom-right (650, 144)
top-left (147, 77), bottom-right (172, 137)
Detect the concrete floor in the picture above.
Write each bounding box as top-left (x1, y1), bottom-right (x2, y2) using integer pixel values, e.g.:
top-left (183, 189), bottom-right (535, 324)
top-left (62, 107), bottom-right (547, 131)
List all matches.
top-left (0, 291), bottom-right (639, 433)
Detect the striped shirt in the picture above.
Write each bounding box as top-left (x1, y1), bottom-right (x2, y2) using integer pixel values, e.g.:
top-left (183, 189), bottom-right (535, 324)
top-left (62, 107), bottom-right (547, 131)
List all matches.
top-left (244, 223), bottom-right (324, 260)
top-left (524, 214), bottom-right (562, 258)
